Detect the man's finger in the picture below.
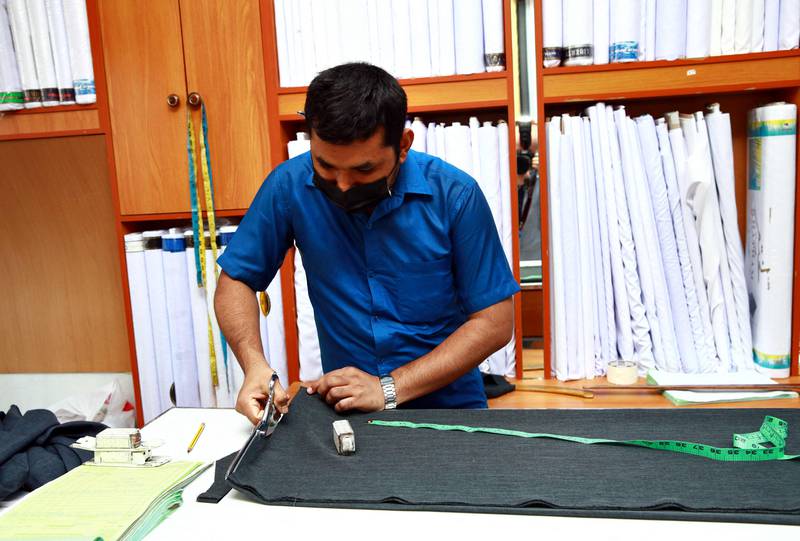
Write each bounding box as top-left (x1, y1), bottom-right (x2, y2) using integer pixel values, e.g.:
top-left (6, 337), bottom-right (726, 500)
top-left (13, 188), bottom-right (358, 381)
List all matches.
top-left (316, 374), bottom-right (347, 397)
top-left (327, 385), bottom-right (354, 401)
top-left (334, 397), bottom-right (356, 412)
top-left (303, 379), bottom-right (319, 394)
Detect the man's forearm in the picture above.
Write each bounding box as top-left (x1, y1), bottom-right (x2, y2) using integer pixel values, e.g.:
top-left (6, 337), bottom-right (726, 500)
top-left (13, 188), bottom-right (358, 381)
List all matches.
top-left (214, 271), bottom-right (269, 374)
top-left (391, 297), bottom-right (514, 405)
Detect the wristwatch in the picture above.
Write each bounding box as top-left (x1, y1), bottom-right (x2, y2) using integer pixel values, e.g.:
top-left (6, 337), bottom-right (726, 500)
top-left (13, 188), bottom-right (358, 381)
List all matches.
top-left (379, 375), bottom-right (397, 410)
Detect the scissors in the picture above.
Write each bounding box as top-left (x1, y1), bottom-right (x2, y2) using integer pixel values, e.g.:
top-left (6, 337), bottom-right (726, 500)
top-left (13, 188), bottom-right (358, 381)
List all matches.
top-left (226, 372), bottom-right (284, 479)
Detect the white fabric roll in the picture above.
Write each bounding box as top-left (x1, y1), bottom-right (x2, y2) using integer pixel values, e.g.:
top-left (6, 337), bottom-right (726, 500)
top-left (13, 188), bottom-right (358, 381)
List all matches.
top-left (584, 116), bottom-right (610, 375)
top-left (708, 0), bottom-right (723, 56)
top-left (696, 112), bottom-right (741, 372)
top-left (477, 122), bottom-right (503, 235)
top-left (543, 0), bottom-right (564, 67)
top-left (454, 0), bottom-right (485, 74)
top-left (610, 0), bottom-right (641, 62)
top-left (294, 250), bottom-right (323, 381)
top-left (705, 108), bottom-right (753, 372)
top-left (444, 122), bottom-right (472, 175)
top-left (591, 104), bottom-right (634, 363)
top-left (568, 115), bottom-right (596, 379)
top-left (44, 0), bottom-right (75, 104)
top-left (310, 0), bottom-right (331, 75)
top-left (410, 0), bottom-right (433, 77)
top-left (469, 116), bottom-right (482, 186)
top-left (643, 0), bottom-right (656, 61)
top-left (681, 114), bottom-right (732, 372)
top-left (435, 123), bottom-right (447, 160)
top-left (392, 0), bottom-right (414, 78)
top-left (734, 0), bottom-right (754, 54)
top-left (627, 115), bottom-right (680, 371)
top-left (779, 0), bottom-right (800, 50)
top-left (426, 122), bottom-right (438, 156)
top-left (637, 115), bottom-right (695, 373)
top-left (183, 231), bottom-right (216, 409)
top-left (273, 0), bottom-right (291, 86)
top-left (497, 120), bottom-right (514, 268)
top-left (547, 119), bottom-right (570, 379)
top-left (287, 132), bottom-right (310, 159)
top-left (656, 119), bottom-right (704, 372)
top-left (0, 0), bottom-right (23, 111)
top-left (685, 0), bottom-right (713, 58)
top-left (427, 0), bottom-right (441, 74)
top-left (25, 0), bottom-right (58, 106)
top-left (763, 0), bottom-right (780, 51)
top-left (411, 118), bottom-right (427, 152)
top-left (593, 0), bottom-right (610, 64)
top-left (142, 231), bottom-right (174, 413)
top-left (282, 0), bottom-right (301, 87)
top-left (655, 0), bottom-right (686, 60)
top-left (365, 0), bottom-right (381, 69)
top-left (375, 0), bottom-right (396, 74)
top-left (525, 0), bottom-right (538, 118)
top-left (62, 0), bottom-right (95, 103)
top-left (558, 116), bottom-right (585, 379)
top-left (321, 0), bottom-right (343, 74)
top-left (338, 0), bottom-right (368, 68)
top-left (436, 0), bottom-right (457, 75)
top-left (720, 0), bottom-right (736, 54)
top-left (563, 0), bottom-right (594, 65)
top-left (6, 0), bottom-right (41, 108)
top-left (607, 105), bottom-right (650, 370)
top-left (482, 0), bottom-right (505, 70)
top-left (124, 234), bottom-right (161, 423)
top-left (668, 122), bottom-right (719, 372)
top-left (614, 108), bottom-right (659, 372)
top-left (749, 0), bottom-right (766, 52)
top-left (161, 234), bottom-right (201, 408)
top-left (746, 102), bottom-right (797, 377)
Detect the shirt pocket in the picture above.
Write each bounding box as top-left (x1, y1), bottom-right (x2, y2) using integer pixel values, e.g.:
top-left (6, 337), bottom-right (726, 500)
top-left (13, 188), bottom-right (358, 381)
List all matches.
top-left (386, 256), bottom-right (458, 324)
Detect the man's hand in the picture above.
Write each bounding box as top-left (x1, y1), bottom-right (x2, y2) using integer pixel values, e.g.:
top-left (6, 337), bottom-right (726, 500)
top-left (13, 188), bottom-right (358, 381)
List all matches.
top-left (237, 361), bottom-right (289, 425)
top-left (304, 367), bottom-right (384, 412)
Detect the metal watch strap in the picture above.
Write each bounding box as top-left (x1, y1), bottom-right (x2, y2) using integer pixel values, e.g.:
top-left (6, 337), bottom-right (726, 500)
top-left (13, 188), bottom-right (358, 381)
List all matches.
top-left (379, 375), bottom-right (397, 410)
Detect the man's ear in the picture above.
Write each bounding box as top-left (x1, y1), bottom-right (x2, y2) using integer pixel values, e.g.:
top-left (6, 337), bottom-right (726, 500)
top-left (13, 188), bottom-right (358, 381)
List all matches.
top-left (398, 128), bottom-right (414, 163)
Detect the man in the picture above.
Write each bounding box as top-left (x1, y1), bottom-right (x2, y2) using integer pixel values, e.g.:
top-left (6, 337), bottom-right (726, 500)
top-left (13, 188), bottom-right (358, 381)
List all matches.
top-left (216, 63), bottom-right (519, 424)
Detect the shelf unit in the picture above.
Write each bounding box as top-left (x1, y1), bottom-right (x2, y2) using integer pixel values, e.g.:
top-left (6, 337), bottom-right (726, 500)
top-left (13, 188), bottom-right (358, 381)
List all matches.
top-left (0, 0), bottom-right (131, 376)
top-left (259, 0), bottom-right (524, 383)
top-left (533, 0), bottom-right (800, 378)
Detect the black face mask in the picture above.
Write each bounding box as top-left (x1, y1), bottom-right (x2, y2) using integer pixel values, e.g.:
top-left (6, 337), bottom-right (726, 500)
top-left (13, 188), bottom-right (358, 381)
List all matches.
top-left (312, 160), bottom-right (399, 213)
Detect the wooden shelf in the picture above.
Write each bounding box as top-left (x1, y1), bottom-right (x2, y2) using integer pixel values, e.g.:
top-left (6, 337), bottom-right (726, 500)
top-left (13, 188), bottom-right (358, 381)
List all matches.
top-left (120, 209), bottom-right (248, 223)
top-left (542, 51), bottom-right (800, 103)
top-left (0, 107), bottom-right (102, 141)
top-left (277, 73), bottom-right (510, 119)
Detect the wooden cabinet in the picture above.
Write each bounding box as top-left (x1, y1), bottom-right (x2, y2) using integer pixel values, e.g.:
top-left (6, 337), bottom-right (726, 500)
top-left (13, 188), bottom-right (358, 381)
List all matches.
top-left (99, 0), bottom-right (270, 216)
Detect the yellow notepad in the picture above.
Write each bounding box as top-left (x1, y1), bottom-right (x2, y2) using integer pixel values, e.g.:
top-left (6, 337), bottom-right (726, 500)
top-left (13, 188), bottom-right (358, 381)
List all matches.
top-left (0, 460), bottom-right (207, 541)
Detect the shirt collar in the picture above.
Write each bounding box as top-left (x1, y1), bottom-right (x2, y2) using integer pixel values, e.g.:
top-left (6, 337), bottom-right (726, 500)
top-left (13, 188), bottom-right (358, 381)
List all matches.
top-left (302, 150), bottom-right (432, 197)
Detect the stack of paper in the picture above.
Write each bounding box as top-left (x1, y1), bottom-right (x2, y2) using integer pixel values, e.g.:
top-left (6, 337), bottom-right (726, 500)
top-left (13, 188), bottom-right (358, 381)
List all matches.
top-left (647, 369), bottom-right (799, 405)
top-left (0, 461), bottom-right (207, 541)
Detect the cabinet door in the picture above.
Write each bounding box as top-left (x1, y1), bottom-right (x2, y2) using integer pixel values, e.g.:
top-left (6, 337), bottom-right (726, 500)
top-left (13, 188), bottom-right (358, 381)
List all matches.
top-left (99, 1), bottom-right (190, 215)
top-left (179, 0), bottom-right (271, 211)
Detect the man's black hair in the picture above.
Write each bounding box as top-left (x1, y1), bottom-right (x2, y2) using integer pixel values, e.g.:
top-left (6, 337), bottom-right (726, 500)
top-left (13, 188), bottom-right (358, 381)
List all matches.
top-left (304, 63), bottom-right (407, 151)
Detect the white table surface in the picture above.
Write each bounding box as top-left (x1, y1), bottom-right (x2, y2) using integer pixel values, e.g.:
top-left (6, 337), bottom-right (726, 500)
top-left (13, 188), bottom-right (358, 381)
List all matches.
top-left (131, 407), bottom-right (798, 540)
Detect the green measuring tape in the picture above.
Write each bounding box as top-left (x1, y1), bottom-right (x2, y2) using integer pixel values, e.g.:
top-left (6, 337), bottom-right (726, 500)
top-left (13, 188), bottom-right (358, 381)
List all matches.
top-left (369, 416), bottom-right (800, 462)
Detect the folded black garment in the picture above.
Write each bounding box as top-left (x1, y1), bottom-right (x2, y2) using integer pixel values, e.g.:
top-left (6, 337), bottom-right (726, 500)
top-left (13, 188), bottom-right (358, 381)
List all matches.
top-left (482, 374), bottom-right (516, 399)
top-left (0, 405), bottom-right (106, 500)
top-left (211, 392), bottom-right (800, 524)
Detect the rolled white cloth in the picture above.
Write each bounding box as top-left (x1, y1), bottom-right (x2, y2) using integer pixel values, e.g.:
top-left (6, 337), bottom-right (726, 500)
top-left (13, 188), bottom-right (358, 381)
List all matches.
top-left (543, 0), bottom-right (564, 67)
top-left (610, 0), bottom-right (641, 62)
top-left (563, 0), bottom-right (594, 65)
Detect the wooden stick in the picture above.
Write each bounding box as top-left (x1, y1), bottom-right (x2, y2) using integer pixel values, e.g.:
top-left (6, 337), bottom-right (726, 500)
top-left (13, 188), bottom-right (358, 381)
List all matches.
top-left (515, 385), bottom-right (594, 398)
top-left (583, 384), bottom-right (800, 393)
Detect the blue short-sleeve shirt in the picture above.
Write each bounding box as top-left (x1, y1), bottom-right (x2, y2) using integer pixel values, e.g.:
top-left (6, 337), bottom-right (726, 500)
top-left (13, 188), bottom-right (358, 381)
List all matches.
top-left (218, 150), bottom-right (520, 409)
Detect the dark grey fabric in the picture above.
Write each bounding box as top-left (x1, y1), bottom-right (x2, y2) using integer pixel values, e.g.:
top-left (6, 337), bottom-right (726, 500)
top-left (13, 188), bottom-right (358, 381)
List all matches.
top-left (219, 393), bottom-right (800, 523)
top-left (0, 405), bottom-right (105, 500)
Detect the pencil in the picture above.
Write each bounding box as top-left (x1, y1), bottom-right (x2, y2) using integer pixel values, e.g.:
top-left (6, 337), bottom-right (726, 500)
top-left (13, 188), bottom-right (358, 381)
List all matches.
top-left (187, 422), bottom-right (205, 453)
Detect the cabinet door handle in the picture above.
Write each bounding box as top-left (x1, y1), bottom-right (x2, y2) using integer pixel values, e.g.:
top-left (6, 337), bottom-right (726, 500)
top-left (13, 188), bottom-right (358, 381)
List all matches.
top-left (167, 94), bottom-right (180, 108)
top-left (188, 92), bottom-right (202, 108)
